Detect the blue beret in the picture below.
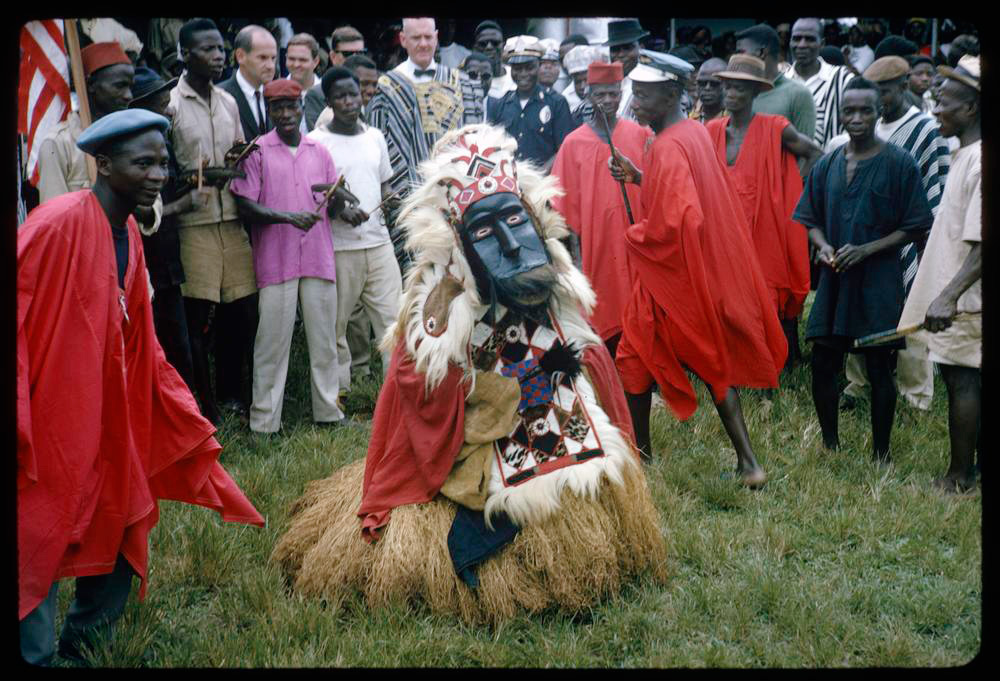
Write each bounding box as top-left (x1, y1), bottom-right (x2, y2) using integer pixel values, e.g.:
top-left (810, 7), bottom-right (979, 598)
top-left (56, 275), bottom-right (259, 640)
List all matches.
top-left (629, 49), bottom-right (695, 83)
top-left (76, 109), bottom-right (170, 156)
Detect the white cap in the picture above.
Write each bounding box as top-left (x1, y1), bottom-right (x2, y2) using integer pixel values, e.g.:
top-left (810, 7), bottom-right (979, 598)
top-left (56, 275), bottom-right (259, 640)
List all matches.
top-left (563, 44), bottom-right (609, 75)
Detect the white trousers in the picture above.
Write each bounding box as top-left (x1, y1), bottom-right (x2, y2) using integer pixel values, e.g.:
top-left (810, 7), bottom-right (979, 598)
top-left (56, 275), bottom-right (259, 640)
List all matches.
top-left (334, 243), bottom-right (402, 388)
top-left (251, 277), bottom-right (343, 432)
top-left (843, 340), bottom-right (934, 410)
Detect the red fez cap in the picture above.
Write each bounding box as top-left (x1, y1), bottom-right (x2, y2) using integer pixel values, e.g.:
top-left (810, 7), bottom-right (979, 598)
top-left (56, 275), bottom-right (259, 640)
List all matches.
top-left (588, 61), bottom-right (624, 85)
top-left (263, 79), bottom-right (303, 100)
top-left (81, 42), bottom-right (131, 78)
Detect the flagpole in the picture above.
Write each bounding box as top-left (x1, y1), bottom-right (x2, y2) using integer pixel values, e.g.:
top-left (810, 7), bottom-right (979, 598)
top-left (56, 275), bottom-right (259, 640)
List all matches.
top-left (64, 19), bottom-right (97, 185)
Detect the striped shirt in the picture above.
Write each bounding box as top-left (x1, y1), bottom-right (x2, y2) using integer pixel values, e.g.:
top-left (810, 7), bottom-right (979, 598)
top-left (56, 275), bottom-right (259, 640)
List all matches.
top-left (366, 64), bottom-right (484, 270)
top-left (825, 106), bottom-right (951, 293)
top-left (785, 57), bottom-right (854, 149)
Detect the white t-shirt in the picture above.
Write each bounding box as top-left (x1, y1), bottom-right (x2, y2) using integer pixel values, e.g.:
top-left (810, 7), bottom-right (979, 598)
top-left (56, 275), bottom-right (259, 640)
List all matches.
top-left (308, 124), bottom-right (394, 251)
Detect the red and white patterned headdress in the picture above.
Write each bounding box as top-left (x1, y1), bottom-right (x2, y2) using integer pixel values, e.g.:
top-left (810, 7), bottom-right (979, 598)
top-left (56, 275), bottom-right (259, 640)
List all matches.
top-left (440, 133), bottom-right (522, 223)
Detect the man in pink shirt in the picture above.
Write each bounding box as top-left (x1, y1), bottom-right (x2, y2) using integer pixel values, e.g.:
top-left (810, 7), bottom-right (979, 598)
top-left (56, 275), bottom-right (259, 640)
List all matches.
top-left (230, 79), bottom-right (346, 433)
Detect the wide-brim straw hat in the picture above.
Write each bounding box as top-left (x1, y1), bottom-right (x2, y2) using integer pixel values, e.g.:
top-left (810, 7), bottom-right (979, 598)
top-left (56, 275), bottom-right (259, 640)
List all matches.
top-left (715, 54), bottom-right (773, 90)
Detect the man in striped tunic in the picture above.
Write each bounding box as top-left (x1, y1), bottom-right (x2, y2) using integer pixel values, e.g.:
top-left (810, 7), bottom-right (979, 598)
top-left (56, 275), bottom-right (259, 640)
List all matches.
top-left (785, 18), bottom-right (853, 149)
top-left (825, 56), bottom-right (951, 411)
top-left (366, 17), bottom-right (485, 273)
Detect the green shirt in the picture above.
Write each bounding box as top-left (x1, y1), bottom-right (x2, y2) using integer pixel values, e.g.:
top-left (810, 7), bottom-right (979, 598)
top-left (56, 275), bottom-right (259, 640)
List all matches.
top-left (753, 73), bottom-right (816, 141)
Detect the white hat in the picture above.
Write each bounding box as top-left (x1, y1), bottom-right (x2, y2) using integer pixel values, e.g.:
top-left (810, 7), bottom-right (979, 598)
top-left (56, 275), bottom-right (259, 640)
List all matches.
top-left (628, 49), bottom-right (695, 83)
top-left (563, 44), bottom-right (609, 75)
top-left (503, 35), bottom-right (544, 64)
top-left (539, 38), bottom-right (560, 62)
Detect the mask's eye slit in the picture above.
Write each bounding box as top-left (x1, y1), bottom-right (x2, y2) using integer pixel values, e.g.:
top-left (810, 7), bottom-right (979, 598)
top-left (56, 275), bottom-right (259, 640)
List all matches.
top-left (474, 226), bottom-right (493, 240)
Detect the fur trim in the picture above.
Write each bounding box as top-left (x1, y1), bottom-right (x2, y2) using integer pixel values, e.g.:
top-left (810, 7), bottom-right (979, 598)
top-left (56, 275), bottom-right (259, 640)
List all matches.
top-left (380, 123), bottom-right (623, 524)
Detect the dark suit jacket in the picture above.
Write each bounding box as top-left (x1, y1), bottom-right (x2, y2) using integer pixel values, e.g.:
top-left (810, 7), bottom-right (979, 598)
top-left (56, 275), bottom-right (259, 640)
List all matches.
top-left (304, 83), bottom-right (327, 132)
top-left (217, 73), bottom-right (269, 141)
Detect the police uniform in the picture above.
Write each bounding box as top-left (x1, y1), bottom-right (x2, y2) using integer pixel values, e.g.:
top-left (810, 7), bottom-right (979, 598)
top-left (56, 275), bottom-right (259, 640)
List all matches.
top-left (486, 35), bottom-right (578, 167)
top-left (487, 85), bottom-right (576, 166)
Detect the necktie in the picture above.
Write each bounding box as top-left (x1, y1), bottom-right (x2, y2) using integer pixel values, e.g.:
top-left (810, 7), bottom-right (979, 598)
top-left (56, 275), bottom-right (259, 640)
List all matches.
top-left (254, 90), bottom-right (266, 131)
top-left (414, 68), bottom-right (436, 78)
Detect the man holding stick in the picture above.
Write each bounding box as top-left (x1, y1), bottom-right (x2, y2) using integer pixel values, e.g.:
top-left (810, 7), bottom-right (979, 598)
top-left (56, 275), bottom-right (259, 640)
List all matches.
top-left (608, 52), bottom-right (786, 485)
top-left (897, 55), bottom-right (982, 492)
top-left (229, 79), bottom-right (347, 433)
top-left (308, 67), bottom-right (403, 390)
top-left (550, 61), bottom-right (650, 360)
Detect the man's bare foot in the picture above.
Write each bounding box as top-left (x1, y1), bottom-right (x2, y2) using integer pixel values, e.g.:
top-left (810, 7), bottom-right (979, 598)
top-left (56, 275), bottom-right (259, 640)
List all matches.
top-left (873, 452), bottom-right (892, 469)
top-left (932, 475), bottom-right (977, 495)
top-left (722, 467), bottom-right (766, 489)
top-left (739, 467), bottom-right (767, 489)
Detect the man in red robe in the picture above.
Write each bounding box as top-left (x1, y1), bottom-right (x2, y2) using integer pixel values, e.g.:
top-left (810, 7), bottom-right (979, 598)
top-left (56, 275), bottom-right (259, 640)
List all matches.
top-left (18, 110), bottom-right (265, 666)
top-left (551, 61), bottom-right (652, 359)
top-left (610, 51), bottom-right (787, 486)
top-left (705, 54), bottom-right (822, 371)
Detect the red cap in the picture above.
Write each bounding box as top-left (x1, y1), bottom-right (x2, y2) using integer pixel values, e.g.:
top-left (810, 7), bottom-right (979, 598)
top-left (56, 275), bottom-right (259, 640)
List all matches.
top-left (263, 78), bottom-right (303, 100)
top-left (588, 61), bottom-right (624, 85)
top-left (81, 42), bottom-right (131, 78)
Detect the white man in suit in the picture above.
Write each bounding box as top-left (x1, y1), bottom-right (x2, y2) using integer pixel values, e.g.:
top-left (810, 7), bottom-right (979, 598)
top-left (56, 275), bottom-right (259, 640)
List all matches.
top-left (218, 24), bottom-right (277, 142)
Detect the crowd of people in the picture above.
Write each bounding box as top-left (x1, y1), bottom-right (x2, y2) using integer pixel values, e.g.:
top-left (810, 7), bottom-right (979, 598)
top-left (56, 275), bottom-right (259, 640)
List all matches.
top-left (17, 16), bottom-right (982, 665)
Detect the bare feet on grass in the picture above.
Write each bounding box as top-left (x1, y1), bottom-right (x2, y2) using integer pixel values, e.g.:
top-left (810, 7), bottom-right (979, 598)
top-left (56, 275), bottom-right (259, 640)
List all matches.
top-left (932, 474), bottom-right (977, 495)
top-left (738, 464), bottom-right (767, 490)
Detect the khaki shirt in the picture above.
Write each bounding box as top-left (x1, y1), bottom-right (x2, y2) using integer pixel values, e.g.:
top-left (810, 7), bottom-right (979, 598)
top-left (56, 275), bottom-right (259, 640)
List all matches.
top-left (899, 140), bottom-right (982, 368)
top-left (167, 74), bottom-right (244, 227)
top-left (37, 111), bottom-right (90, 203)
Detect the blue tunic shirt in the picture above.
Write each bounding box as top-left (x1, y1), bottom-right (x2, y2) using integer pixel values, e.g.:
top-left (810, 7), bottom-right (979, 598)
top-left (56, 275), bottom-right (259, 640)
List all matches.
top-left (487, 85), bottom-right (576, 166)
top-left (794, 143), bottom-right (933, 344)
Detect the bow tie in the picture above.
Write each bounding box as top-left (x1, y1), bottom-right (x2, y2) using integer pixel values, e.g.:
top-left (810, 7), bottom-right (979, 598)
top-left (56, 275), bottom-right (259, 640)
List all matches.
top-left (414, 68), bottom-right (436, 78)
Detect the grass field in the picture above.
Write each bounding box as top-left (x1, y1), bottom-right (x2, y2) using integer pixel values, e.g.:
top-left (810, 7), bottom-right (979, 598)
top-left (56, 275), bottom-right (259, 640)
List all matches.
top-left (55, 302), bottom-right (981, 668)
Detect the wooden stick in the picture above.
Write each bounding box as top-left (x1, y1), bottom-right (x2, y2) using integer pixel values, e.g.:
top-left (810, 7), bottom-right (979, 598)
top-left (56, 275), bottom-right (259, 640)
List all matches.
top-left (64, 19), bottom-right (96, 185)
top-left (596, 105), bottom-right (634, 225)
top-left (230, 136), bottom-right (260, 167)
top-left (313, 175), bottom-right (346, 215)
top-left (371, 187), bottom-right (405, 216)
top-left (853, 312), bottom-right (980, 348)
top-left (197, 141), bottom-right (203, 190)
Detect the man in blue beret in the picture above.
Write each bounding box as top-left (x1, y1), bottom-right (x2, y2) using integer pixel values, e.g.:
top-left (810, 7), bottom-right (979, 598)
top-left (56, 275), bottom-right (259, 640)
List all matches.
top-left (17, 110), bottom-right (264, 665)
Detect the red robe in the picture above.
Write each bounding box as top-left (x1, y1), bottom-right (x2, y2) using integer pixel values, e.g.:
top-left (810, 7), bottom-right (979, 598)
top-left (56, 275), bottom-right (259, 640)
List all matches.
top-left (17, 191), bottom-right (265, 620)
top-left (550, 121), bottom-right (652, 340)
top-left (616, 120), bottom-right (787, 420)
top-left (358, 339), bottom-right (634, 541)
top-left (706, 114), bottom-right (810, 319)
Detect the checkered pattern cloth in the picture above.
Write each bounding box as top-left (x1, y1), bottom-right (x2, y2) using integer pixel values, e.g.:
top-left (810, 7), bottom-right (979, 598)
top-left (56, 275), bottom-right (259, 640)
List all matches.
top-left (500, 357), bottom-right (553, 410)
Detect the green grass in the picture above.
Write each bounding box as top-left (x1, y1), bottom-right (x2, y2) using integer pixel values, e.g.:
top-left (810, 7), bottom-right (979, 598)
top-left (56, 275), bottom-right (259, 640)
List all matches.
top-left (55, 303), bottom-right (981, 667)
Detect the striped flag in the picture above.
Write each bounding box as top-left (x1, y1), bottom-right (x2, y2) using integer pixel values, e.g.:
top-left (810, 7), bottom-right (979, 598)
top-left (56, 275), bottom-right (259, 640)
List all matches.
top-left (18, 20), bottom-right (71, 186)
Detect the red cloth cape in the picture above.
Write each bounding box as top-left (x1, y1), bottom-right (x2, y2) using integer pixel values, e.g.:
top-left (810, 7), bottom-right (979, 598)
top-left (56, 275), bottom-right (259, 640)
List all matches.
top-left (17, 191), bottom-right (265, 620)
top-left (550, 121), bottom-right (652, 340)
top-left (617, 120), bottom-right (787, 420)
top-left (706, 114), bottom-right (810, 319)
top-left (358, 336), bottom-right (635, 541)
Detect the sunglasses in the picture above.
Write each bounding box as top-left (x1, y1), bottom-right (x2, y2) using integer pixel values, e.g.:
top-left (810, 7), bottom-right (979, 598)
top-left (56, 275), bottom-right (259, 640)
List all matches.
top-left (464, 71), bottom-right (491, 81)
top-left (476, 39), bottom-right (502, 47)
top-left (336, 48), bottom-right (367, 57)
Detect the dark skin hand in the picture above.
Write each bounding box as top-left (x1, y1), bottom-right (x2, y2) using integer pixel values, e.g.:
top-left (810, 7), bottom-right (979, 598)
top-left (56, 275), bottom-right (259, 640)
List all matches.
top-left (608, 147), bottom-right (641, 185)
top-left (235, 195), bottom-right (322, 231)
top-left (924, 243), bottom-right (981, 332)
top-left (807, 227), bottom-right (917, 273)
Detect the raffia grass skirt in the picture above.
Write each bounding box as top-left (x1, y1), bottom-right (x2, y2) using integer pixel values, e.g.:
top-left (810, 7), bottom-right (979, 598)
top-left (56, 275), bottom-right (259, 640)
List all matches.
top-left (271, 455), bottom-right (668, 625)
